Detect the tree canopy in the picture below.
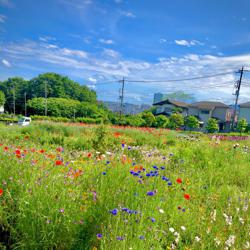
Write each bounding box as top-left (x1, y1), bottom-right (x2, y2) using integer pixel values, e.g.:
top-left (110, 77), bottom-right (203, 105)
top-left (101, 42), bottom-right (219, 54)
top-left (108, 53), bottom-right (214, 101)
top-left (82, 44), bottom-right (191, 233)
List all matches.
top-left (0, 73), bottom-right (97, 114)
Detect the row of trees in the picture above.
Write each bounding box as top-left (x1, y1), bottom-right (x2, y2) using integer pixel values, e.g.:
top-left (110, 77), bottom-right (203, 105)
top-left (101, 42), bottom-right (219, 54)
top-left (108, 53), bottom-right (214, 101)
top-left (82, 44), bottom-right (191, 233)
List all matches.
top-left (0, 73), bottom-right (97, 114)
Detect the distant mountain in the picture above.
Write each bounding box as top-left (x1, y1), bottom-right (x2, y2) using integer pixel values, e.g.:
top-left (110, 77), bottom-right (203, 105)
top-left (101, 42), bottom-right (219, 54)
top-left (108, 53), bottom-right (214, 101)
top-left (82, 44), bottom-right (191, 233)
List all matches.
top-left (103, 101), bottom-right (151, 115)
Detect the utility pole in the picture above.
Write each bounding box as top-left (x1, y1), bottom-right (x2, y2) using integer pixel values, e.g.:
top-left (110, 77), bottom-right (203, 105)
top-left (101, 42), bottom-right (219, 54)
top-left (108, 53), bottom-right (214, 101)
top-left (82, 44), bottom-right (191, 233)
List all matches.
top-left (24, 92), bottom-right (27, 117)
top-left (231, 66), bottom-right (244, 130)
top-left (119, 77), bottom-right (125, 120)
top-left (45, 81), bottom-right (47, 116)
top-left (13, 85), bottom-right (15, 116)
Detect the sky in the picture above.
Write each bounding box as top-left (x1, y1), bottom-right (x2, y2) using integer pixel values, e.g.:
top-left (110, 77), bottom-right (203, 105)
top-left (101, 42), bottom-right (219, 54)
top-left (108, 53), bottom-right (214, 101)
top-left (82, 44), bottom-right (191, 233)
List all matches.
top-left (0, 0), bottom-right (250, 104)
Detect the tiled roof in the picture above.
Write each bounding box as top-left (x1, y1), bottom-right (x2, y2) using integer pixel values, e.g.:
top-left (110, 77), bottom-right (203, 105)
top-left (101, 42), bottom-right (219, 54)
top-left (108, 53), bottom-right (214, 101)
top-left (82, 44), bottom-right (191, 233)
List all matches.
top-left (189, 101), bottom-right (228, 110)
top-left (153, 99), bottom-right (188, 108)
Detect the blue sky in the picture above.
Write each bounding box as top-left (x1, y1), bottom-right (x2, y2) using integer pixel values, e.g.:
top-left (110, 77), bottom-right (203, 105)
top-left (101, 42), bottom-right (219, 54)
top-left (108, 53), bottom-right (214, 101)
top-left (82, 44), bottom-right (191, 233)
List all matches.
top-left (1, 0), bottom-right (250, 104)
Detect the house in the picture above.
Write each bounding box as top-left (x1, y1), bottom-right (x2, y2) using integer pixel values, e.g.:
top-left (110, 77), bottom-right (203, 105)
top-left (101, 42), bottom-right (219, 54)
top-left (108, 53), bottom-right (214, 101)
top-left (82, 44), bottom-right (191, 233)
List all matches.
top-left (153, 97), bottom-right (188, 116)
top-left (188, 101), bottom-right (231, 131)
top-left (238, 102), bottom-right (250, 123)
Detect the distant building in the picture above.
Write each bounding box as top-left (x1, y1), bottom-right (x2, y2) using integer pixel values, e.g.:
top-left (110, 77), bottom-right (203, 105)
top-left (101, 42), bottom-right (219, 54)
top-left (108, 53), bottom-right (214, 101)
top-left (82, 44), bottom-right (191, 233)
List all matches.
top-left (153, 98), bottom-right (188, 116)
top-left (188, 101), bottom-right (231, 131)
top-left (238, 102), bottom-right (250, 123)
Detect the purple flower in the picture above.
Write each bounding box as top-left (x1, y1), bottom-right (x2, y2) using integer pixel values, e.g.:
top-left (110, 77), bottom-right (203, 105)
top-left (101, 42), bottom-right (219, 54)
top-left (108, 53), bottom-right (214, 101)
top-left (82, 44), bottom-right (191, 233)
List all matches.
top-left (110, 208), bottom-right (118, 215)
top-left (139, 235), bottom-right (145, 240)
top-left (147, 191), bottom-right (155, 196)
top-left (116, 236), bottom-right (124, 241)
top-left (102, 172), bottom-right (106, 175)
top-left (96, 234), bottom-right (103, 239)
top-left (150, 217), bottom-right (156, 222)
top-left (59, 208), bottom-right (64, 213)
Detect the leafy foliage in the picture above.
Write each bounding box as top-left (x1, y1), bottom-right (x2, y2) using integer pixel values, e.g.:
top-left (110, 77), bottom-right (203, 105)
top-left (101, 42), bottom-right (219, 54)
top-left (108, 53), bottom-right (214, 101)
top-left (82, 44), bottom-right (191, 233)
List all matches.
top-left (185, 116), bottom-right (199, 130)
top-left (169, 113), bottom-right (184, 129)
top-left (206, 118), bottom-right (219, 133)
top-left (154, 115), bottom-right (169, 128)
top-left (0, 90), bottom-right (5, 106)
top-left (237, 118), bottom-right (248, 133)
top-left (0, 73), bottom-right (96, 114)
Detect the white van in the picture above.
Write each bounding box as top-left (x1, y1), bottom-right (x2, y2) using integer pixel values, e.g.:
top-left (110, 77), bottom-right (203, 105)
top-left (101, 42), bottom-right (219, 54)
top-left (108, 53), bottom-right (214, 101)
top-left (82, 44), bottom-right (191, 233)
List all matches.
top-left (18, 117), bottom-right (31, 126)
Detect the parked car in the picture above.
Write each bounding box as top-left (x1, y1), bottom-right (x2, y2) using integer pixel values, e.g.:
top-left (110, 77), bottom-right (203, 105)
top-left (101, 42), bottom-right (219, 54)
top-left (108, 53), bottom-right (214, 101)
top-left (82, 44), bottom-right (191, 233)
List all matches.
top-left (18, 117), bottom-right (31, 126)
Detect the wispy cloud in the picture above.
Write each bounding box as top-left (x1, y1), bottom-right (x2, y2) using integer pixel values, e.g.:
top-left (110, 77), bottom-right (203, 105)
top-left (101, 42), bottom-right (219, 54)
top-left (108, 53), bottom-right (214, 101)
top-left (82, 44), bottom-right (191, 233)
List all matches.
top-left (175, 39), bottom-right (204, 47)
top-left (102, 49), bottom-right (120, 58)
top-left (2, 59), bottom-right (11, 67)
top-left (0, 14), bottom-right (7, 23)
top-left (99, 39), bottom-right (115, 45)
top-left (121, 11), bottom-right (136, 18)
top-left (0, 0), bottom-right (13, 7)
top-left (159, 38), bottom-right (167, 43)
top-left (39, 36), bottom-right (56, 42)
top-left (1, 40), bottom-right (250, 103)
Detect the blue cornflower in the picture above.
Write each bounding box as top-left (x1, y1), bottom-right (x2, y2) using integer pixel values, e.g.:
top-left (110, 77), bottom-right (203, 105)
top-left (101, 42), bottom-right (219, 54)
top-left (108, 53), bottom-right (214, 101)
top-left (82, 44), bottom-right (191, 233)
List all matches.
top-left (147, 191), bottom-right (155, 196)
top-left (106, 161), bottom-right (110, 164)
top-left (116, 236), bottom-right (124, 241)
top-left (110, 209), bottom-right (118, 215)
top-left (146, 173), bottom-right (151, 177)
top-left (153, 166), bottom-right (158, 170)
top-left (96, 234), bottom-right (103, 239)
top-left (160, 166), bottom-right (165, 170)
top-left (102, 172), bottom-right (106, 175)
top-left (132, 162), bottom-right (136, 166)
top-left (167, 182), bottom-right (172, 186)
top-left (139, 235), bottom-right (145, 240)
top-left (121, 143), bottom-right (125, 148)
top-left (150, 217), bottom-right (156, 222)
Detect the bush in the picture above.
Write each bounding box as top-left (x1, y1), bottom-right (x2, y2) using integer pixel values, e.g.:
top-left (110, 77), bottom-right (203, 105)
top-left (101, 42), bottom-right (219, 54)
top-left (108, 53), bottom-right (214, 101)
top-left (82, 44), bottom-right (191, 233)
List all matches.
top-left (206, 118), bottom-right (219, 133)
top-left (185, 116), bottom-right (199, 130)
top-left (154, 115), bottom-right (169, 128)
top-left (169, 113), bottom-right (184, 129)
top-left (237, 118), bottom-right (248, 133)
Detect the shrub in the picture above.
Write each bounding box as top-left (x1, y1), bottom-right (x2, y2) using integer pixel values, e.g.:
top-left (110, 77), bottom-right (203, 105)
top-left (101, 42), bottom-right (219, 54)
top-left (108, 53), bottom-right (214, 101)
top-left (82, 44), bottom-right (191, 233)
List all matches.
top-left (169, 113), bottom-right (184, 129)
top-left (185, 116), bottom-right (199, 130)
top-left (206, 118), bottom-right (219, 133)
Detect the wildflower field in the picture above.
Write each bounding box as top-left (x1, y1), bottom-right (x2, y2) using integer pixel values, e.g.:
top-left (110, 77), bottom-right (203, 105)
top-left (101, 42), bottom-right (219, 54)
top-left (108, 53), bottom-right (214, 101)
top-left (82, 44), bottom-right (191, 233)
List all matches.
top-left (0, 122), bottom-right (249, 250)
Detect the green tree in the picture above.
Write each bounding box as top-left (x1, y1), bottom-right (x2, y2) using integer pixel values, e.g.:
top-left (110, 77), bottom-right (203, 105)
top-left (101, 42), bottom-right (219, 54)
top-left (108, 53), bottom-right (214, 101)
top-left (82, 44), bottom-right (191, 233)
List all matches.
top-left (206, 118), bottom-right (219, 133)
top-left (0, 77), bottom-right (28, 114)
top-left (154, 115), bottom-right (169, 128)
top-left (237, 118), bottom-right (248, 133)
top-left (0, 91), bottom-right (5, 106)
top-left (169, 113), bottom-right (184, 129)
top-left (185, 116), bottom-right (199, 130)
top-left (141, 112), bottom-right (156, 127)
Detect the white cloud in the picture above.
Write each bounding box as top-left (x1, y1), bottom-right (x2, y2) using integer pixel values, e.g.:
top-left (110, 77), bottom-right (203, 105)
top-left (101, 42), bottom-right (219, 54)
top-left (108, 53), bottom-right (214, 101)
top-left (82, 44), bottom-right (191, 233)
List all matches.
top-left (0, 14), bottom-right (6, 23)
top-left (175, 39), bottom-right (204, 47)
top-left (39, 36), bottom-right (56, 42)
top-left (88, 77), bottom-right (97, 83)
top-left (61, 48), bottom-right (88, 58)
top-left (159, 38), bottom-right (167, 43)
top-left (87, 84), bottom-right (96, 89)
top-left (2, 59), bottom-right (11, 67)
top-left (2, 39), bottom-right (250, 104)
top-left (0, 0), bottom-right (13, 7)
top-left (99, 39), bottom-right (114, 45)
top-left (103, 49), bottom-right (120, 58)
top-left (121, 11), bottom-right (136, 18)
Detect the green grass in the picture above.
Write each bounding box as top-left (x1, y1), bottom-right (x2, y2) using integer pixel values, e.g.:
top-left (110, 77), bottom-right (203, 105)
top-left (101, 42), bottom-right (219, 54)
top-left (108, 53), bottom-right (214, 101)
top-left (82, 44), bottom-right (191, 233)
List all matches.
top-left (0, 122), bottom-right (249, 250)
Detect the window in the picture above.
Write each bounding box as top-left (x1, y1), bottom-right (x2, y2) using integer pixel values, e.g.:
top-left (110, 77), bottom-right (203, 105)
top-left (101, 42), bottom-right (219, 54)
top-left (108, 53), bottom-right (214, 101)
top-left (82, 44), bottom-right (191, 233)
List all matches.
top-left (201, 110), bottom-right (209, 114)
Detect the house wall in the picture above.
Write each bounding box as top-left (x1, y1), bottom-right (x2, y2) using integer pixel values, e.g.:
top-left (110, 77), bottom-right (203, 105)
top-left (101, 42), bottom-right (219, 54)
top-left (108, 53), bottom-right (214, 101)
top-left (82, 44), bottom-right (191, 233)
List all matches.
top-left (212, 108), bottom-right (228, 122)
top-left (187, 107), bottom-right (199, 116)
top-left (239, 107), bottom-right (250, 123)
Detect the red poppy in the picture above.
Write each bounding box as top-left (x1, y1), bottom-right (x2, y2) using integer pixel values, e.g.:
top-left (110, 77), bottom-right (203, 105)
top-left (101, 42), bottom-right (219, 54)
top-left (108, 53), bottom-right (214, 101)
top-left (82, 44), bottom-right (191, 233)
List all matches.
top-left (0, 188), bottom-right (3, 196)
top-left (87, 153), bottom-right (92, 158)
top-left (4, 146), bottom-right (8, 151)
top-left (39, 149), bottom-right (45, 154)
top-left (184, 194), bottom-right (190, 200)
top-left (15, 149), bottom-right (21, 155)
top-left (55, 160), bottom-right (63, 166)
top-left (176, 178), bottom-right (182, 184)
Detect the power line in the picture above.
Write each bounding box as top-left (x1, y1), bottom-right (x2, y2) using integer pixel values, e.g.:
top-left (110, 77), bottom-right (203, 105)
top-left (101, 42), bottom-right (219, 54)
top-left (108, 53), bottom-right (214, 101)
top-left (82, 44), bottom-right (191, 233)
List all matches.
top-left (125, 71), bottom-right (236, 83)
